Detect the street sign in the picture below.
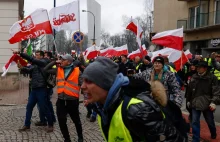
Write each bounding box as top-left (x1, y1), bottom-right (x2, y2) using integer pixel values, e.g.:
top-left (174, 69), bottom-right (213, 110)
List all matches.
top-left (72, 31), bottom-right (84, 44)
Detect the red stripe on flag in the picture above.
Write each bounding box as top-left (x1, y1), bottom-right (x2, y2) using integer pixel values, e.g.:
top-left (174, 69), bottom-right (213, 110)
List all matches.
top-left (9, 21), bottom-right (52, 44)
top-left (126, 22), bottom-right (137, 35)
top-left (152, 35), bottom-right (183, 51)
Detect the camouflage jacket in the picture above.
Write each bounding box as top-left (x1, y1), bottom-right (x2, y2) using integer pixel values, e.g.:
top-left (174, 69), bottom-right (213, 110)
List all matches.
top-left (133, 67), bottom-right (183, 107)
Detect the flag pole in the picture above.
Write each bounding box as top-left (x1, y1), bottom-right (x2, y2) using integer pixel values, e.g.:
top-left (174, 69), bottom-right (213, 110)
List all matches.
top-left (53, 0), bottom-right (56, 55)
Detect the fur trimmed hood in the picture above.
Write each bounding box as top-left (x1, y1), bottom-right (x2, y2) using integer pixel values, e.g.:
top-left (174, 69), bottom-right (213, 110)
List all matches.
top-left (151, 80), bottom-right (167, 107)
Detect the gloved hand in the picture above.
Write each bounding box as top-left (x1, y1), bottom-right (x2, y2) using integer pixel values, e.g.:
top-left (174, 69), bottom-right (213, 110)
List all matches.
top-left (187, 102), bottom-right (191, 108)
top-left (209, 103), bottom-right (216, 111)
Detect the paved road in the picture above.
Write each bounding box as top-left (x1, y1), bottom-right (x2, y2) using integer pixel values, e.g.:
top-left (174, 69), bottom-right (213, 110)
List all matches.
top-left (0, 104), bottom-right (104, 142)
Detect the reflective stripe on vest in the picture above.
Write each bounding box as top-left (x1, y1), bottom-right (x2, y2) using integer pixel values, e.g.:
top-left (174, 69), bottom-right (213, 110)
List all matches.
top-left (168, 65), bottom-right (177, 73)
top-left (214, 69), bottom-right (220, 80)
top-left (57, 67), bottom-right (80, 98)
top-left (136, 63), bottom-right (143, 70)
top-left (97, 98), bottom-right (143, 142)
top-left (204, 58), bottom-right (212, 66)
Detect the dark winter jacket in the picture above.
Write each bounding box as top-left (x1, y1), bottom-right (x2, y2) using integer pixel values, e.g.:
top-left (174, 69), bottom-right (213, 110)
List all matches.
top-left (117, 61), bottom-right (135, 76)
top-left (96, 74), bottom-right (185, 142)
top-left (186, 72), bottom-right (220, 110)
top-left (133, 67), bottom-right (183, 107)
top-left (140, 62), bottom-right (153, 72)
top-left (20, 53), bottom-right (49, 89)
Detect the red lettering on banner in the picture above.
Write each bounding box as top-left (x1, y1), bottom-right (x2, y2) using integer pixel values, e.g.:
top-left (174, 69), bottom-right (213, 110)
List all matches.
top-left (53, 13), bottom-right (76, 26)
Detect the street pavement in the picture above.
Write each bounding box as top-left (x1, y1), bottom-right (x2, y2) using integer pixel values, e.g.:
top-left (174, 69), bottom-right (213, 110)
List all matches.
top-left (0, 77), bottom-right (219, 141)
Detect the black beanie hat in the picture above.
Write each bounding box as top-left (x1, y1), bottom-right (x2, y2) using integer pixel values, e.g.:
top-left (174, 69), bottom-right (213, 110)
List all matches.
top-left (145, 56), bottom-right (151, 62)
top-left (153, 56), bottom-right (164, 66)
top-left (82, 57), bottom-right (119, 91)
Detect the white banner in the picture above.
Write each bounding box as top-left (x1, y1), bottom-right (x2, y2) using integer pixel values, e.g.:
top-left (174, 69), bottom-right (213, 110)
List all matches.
top-left (49, 1), bottom-right (79, 31)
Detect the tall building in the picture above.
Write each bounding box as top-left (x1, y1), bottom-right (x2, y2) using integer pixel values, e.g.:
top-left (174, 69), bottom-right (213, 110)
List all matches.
top-left (87, 0), bottom-right (101, 47)
top-left (153, 0), bottom-right (220, 56)
top-left (0, 0), bottom-right (24, 90)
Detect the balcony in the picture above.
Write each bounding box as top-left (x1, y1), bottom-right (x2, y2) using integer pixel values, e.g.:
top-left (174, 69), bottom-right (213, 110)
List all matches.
top-left (177, 11), bottom-right (220, 33)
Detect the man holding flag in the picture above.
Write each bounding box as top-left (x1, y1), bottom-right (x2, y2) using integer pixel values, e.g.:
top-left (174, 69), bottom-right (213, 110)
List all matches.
top-left (13, 50), bottom-right (54, 133)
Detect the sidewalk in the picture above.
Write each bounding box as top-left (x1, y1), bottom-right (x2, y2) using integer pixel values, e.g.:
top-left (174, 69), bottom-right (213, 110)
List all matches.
top-left (183, 113), bottom-right (220, 142)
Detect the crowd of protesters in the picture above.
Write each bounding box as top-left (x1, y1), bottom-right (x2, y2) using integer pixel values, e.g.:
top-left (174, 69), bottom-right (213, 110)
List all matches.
top-left (12, 49), bottom-right (220, 142)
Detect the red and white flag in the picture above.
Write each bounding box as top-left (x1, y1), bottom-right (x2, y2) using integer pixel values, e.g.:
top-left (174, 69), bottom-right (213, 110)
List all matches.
top-left (152, 27), bottom-right (183, 51)
top-left (184, 49), bottom-right (192, 59)
top-left (9, 9), bottom-right (53, 44)
top-left (128, 46), bottom-right (147, 60)
top-left (126, 19), bottom-right (146, 57)
top-left (84, 45), bottom-right (99, 60)
top-left (113, 45), bottom-right (128, 56)
top-left (49, 1), bottom-right (79, 31)
top-left (2, 54), bottom-right (28, 76)
top-left (100, 47), bottom-right (114, 57)
top-left (151, 47), bottom-right (188, 71)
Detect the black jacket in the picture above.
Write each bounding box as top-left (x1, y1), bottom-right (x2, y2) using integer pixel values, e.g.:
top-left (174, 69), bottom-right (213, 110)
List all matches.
top-left (140, 62), bottom-right (153, 72)
top-left (97, 77), bottom-right (185, 142)
top-left (186, 72), bottom-right (219, 110)
top-left (117, 61), bottom-right (135, 76)
top-left (20, 53), bottom-right (49, 89)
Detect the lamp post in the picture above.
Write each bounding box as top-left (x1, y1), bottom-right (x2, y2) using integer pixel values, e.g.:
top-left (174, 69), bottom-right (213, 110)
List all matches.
top-left (82, 10), bottom-right (96, 45)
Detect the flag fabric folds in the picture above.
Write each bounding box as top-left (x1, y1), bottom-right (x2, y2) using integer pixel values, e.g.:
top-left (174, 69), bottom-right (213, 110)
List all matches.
top-left (49, 1), bottom-right (79, 31)
top-left (152, 27), bottom-right (183, 51)
top-left (9, 9), bottom-right (53, 44)
top-left (2, 54), bottom-right (28, 77)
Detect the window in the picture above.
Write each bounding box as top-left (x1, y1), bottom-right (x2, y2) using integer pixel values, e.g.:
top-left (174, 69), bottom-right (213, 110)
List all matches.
top-left (189, 6), bottom-right (200, 29)
top-left (215, 0), bottom-right (220, 24)
top-left (199, 0), bottom-right (209, 27)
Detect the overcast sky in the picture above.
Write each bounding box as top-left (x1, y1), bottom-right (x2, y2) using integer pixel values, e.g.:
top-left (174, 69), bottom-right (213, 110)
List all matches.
top-left (24, 0), bottom-right (145, 35)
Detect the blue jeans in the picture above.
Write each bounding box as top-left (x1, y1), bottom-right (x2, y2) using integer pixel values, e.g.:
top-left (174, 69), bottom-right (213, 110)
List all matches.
top-left (192, 108), bottom-right (216, 142)
top-left (25, 88), bottom-right (53, 127)
top-left (38, 88), bottom-right (56, 123)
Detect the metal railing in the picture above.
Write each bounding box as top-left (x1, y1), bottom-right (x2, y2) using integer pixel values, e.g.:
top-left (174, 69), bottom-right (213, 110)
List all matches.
top-left (177, 10), bottom-right (220, 30)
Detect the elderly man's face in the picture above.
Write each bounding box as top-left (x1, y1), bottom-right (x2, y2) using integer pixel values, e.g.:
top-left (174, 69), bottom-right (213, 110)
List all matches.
top-left (81, 78), bottom-right (108, 104)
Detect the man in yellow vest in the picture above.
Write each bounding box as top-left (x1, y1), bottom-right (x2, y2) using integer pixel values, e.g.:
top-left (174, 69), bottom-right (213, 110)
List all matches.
top-left (211, 52), bottom-right (220, 84)
top-left (44, 54), bottom-right (83, 142)
top-left (134, 56), bottom-right (143, 73)
top-left (81, 57), bottom-right (185, 142)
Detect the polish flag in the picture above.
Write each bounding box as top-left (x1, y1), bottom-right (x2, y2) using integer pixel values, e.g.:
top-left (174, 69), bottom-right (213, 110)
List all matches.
top-left (126, 20), bottom-right (146, 57)
top-left (9, 9), bottom-right (53, 44)
top-left (2, 54), bottom-right (28, 76)
top-left (184, 49), bottom-right (192, 59)
top-left (151, 47), bottom-right (188, 71)
top-left (152, 27), bottom-right (183, 51)
top-left (84, 45), bottom-right (99, 60)
top-left (128, 46), bottom-right (147, 60)
top-left (113, 44), bottom-right (128, 57)
top-left (169, 51), bottom-right (188, 71)
top-left (100, 47), bottom-right (114, 57)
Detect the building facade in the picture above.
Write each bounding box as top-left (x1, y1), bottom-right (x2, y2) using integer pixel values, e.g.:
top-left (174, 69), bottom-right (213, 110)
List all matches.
top-left (0, 0), bottom-right (24, 90)
top-left (153, 0), bottom-right (220, 57)
top-left (87, 0), bottom-right (101, 47)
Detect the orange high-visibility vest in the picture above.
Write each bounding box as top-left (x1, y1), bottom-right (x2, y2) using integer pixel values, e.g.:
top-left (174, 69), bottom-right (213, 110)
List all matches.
top-left (57, 67), bottom-right (80, 98)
